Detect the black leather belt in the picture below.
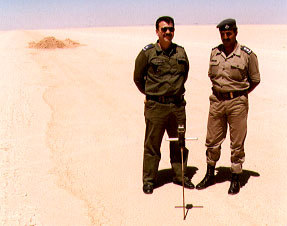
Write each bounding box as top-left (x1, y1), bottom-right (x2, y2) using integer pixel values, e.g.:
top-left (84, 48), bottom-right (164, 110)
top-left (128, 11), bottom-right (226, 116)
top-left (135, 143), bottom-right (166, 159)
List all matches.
top-left (212, 88), bottom-right (247, 100)
top-left (146, 95), bottom-right (184, 104)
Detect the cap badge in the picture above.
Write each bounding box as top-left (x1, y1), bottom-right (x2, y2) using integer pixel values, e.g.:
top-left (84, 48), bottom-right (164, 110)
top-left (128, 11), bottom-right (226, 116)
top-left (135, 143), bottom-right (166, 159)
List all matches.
top-left (225, 24), bottom-right (230, 29)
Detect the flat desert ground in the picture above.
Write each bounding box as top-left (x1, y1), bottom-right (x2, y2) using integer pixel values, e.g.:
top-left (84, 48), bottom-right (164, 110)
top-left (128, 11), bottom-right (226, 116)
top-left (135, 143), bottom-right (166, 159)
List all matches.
top-left (0, 25), bottom-right (286, 226)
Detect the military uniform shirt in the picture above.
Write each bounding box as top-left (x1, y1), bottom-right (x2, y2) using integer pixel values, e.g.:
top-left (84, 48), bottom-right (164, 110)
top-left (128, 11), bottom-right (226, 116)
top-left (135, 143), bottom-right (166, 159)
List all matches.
top-left (208, 43), bottom-right (260, 92)
top-left (134, 42), bottom-right (189, 96)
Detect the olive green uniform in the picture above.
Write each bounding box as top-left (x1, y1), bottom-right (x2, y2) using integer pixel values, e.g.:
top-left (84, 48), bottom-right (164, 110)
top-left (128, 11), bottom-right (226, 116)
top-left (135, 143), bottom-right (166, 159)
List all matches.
top-left (206, 43), bottom-right (260, 173)
top-left (134, 41), bottom-right (189, 185)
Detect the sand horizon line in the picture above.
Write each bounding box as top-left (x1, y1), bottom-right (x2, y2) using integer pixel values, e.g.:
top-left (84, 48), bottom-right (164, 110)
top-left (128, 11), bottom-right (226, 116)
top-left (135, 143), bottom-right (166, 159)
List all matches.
top-left (1, 22), bottom-right (287, 31)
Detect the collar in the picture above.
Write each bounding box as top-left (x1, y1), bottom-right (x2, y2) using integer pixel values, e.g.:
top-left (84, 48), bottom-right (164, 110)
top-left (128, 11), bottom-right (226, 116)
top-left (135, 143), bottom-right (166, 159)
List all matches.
top-left (155, 41), bottom-right (162, 53)
top-left (215, 42), bottom-right (241, 57)
top-left (233, 43), bottom-right (241, 57)
top-left (155, 40), bottom-right (176, 55)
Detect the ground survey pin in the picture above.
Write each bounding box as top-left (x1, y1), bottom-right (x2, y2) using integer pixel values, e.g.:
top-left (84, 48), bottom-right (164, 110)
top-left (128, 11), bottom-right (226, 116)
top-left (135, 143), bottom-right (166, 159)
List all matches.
top-left (166, 125), bottom-right (201, 220)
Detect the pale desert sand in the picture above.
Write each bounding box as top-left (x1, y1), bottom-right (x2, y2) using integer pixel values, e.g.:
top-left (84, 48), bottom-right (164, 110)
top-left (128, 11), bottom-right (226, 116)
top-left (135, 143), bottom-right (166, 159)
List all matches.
top-left (0, 25), bottom-right (286, 226)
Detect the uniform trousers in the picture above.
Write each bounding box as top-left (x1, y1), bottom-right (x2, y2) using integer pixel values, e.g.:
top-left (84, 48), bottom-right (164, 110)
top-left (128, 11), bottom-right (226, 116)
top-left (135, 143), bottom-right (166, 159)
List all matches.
top-left (143, 99), bottom-right (188, 185)
top-left (205, 94), bottom-right (249, 173)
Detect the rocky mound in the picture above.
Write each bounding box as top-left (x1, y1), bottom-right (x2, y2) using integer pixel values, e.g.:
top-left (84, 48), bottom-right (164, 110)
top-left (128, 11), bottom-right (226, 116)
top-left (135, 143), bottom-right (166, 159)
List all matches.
top-left (29, 37), bottom-right (80, 49)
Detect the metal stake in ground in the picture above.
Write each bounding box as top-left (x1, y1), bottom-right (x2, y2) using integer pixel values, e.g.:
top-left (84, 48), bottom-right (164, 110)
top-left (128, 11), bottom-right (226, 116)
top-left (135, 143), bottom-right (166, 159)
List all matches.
top-left (166, 125), bottom-right (198, 220)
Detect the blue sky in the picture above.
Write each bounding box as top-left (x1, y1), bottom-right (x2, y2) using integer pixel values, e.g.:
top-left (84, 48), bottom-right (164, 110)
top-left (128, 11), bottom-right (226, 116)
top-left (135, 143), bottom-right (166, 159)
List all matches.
top-left (0, 0), bottom-right (286, 30)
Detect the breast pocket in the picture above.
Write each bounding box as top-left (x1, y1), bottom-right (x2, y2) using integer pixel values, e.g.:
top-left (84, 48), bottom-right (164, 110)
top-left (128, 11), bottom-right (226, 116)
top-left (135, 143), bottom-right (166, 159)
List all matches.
top-left (150, 58), bottom-right (167, 76)
top-left (209, 60), bottom-right (219, 76)
top-left (230, 62), bottom-right (246, 81)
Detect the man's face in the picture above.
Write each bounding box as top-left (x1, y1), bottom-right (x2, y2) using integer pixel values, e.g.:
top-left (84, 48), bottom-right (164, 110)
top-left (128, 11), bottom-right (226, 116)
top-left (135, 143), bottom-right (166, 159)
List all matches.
top-left (220, 29), bottom-right (237, 48)
top-left (156, 21), bottom-right (174, 47)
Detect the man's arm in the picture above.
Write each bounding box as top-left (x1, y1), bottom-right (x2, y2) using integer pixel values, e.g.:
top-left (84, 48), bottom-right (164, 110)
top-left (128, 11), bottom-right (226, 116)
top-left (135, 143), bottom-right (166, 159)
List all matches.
top-left (248, 81), bottom-right (260, 94)
top-left (134, 50), bottom-right (148, 94)
top-left (183, 50), bottom-right (189, 83)
top-left (247, 53), bottom-right (261, 94)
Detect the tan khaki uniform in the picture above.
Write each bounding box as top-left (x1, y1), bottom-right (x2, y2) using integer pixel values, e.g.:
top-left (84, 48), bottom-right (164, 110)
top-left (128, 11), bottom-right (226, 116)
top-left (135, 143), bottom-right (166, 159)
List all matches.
top-left (206, 43), bottom-right (260, 173)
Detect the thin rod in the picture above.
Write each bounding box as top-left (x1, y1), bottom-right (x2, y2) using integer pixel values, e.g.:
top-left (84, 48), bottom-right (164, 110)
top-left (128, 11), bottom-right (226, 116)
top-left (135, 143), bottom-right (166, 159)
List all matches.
top-left (181, 147), bottom-right (185, 220)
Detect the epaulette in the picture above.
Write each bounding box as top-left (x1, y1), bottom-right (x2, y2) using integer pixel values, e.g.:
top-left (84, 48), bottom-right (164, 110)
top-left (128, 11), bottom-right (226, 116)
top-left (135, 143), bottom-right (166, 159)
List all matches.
top-left (241, 45), bottom-right (252, 55)
top-left (212, 44), bottom-right (222, 55)
top-left (143, 43), bottom-right (154, 51)
top-left (212, 44), bottom-right (222, 51)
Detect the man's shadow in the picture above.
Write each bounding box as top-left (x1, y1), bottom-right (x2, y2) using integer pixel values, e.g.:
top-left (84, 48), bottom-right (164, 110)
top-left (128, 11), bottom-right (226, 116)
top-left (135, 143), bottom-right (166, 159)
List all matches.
top-left (154, 166), bottom-right (198, 189)
top-left (154, 166), bottom-right (259, 189)
top-left (214, 166), bottom-right (260, 187)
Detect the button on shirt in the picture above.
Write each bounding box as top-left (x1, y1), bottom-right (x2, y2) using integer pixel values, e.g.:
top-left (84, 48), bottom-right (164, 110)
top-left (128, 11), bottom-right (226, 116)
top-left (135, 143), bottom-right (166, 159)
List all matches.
top-left (208, 43), bottom-right (260, 92)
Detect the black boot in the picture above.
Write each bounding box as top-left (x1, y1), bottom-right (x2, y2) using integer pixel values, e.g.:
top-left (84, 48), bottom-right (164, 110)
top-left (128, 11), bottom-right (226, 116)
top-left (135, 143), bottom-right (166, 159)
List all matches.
top-left (228, 173), bottom-right (240, 195)
top-left (173, 176), bottom-right (195, 189)
top-left (143, 184), bottom-right (153, 194)
top-left (196, 165), bottom-right (215, 190)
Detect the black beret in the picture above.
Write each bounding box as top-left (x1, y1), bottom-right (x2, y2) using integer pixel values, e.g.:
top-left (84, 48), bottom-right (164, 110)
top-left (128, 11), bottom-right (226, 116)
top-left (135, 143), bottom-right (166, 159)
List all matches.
top-left (216, 18), bottom-right (237, 31)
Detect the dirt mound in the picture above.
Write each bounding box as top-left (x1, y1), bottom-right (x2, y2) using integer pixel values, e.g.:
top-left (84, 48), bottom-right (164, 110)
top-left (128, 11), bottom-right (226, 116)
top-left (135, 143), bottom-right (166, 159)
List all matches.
top-left (29, 37), bottom-right (80, 49)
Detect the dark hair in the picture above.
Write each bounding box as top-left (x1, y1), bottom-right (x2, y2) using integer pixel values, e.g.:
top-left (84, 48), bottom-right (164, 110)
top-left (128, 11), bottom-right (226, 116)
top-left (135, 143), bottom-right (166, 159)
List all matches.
top-left (156, 16), bottom-right (174, 30)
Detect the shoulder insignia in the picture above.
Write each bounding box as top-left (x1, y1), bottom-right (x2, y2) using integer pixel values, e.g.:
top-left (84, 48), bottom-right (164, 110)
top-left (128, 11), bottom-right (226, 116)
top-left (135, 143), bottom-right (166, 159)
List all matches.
top-left (143, 43), bottom-right (154, 51)
top-left (212, 45), bottom-right (222, 55)
top-left (212, 44), bottom-right (222, 51)
top-left (212, 44), bottom-right (223, 50)
top-left (241, 45), bottom-right (252, 55)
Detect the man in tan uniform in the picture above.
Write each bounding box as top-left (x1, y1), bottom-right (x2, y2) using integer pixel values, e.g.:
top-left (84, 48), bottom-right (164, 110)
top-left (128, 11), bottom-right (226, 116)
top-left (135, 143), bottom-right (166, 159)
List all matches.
top-left (196, 18), bottom-right (260, 194)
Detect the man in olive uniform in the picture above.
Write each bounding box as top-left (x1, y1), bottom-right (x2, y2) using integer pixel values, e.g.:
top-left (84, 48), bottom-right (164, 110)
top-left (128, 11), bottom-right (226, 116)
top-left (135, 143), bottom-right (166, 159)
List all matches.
top-left (196, 18), bottom-right (260, 195)
top-left (134, 16), bottom-right (194, 194)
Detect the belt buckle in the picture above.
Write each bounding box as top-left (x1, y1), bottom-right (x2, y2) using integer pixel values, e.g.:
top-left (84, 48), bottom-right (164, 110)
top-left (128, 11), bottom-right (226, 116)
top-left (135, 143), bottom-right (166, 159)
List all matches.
top-left (159, 96), bottom-right (165, 103)
top-left (229, 92), bottom-right (234, 99)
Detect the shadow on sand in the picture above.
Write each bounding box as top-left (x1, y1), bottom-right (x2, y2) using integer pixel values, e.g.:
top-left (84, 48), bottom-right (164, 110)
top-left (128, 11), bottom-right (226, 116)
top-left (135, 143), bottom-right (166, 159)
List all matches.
top-left (154, 166), bottom-right (260, 189)
top-left (215, 166), bottom-right (260, 187)
top-left (154, 166), bottom-right (198, 189)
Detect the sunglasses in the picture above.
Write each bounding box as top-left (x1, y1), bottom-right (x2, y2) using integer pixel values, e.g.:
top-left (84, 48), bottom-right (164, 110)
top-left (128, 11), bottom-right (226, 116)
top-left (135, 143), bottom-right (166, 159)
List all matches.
top-left (160, 27), bottom-right (175, 32)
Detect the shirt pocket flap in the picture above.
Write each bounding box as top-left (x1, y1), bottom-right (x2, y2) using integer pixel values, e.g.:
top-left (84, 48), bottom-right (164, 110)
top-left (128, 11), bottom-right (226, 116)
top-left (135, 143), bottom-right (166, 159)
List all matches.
top-left (150, 58), bottom-right (165, 66)
top-left (231, 62), bottom-right (245, 70)
top-left (209, 60), bottom-right (219, 66)
top-left (177, 56), bottom-right (187, 63)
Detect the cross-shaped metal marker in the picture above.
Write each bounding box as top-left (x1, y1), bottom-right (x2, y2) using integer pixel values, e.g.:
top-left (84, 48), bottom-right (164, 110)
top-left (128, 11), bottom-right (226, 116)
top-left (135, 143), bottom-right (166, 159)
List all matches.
top-left (166, 125), bottom-right (203, 220)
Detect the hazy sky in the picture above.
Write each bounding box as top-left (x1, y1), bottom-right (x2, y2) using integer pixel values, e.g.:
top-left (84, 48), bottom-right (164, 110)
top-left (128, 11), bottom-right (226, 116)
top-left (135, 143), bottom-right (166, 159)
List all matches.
top-left (0, 0), bottom-right (286, 30)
